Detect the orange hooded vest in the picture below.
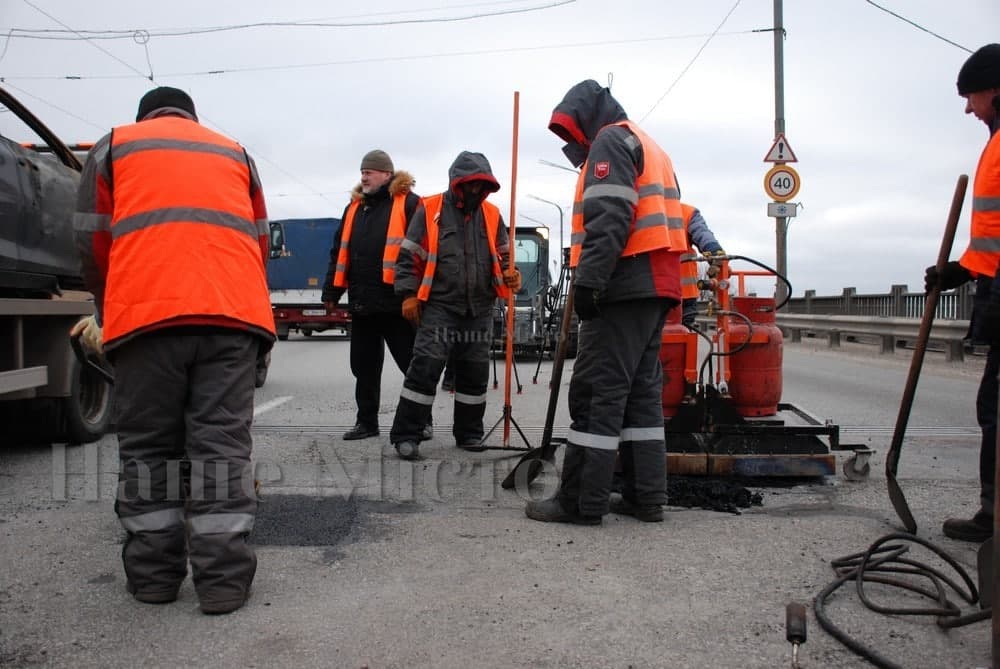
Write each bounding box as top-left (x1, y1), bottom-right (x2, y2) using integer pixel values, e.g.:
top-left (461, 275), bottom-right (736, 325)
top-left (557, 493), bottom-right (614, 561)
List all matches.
top-left (569, 120), bottom-right (687, 268)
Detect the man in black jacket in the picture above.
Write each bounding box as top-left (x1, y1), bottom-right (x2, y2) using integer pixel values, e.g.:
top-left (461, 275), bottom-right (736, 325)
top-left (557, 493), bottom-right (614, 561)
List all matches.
top-left (322, 150), bottom-right (429, 441)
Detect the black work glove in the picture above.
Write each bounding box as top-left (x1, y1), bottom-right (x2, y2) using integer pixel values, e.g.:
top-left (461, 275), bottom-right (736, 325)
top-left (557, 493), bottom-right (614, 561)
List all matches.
top-left (978, 301), bottom-right (1000, 346)
top-left (924, 261), bottom-right (970, 293)
top-left (573, 286), bottom-right (601, 321)
top-left (322, 288), bottom-right (345, 306)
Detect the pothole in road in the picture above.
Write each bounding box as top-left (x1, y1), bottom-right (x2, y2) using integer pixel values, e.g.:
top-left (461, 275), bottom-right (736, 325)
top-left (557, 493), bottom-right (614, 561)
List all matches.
top-left (253, 494), bottom-right (421, 548)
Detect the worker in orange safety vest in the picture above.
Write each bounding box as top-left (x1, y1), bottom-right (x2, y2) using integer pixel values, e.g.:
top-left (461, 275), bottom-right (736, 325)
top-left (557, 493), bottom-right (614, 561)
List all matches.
top-left (73, 86), bottom-right (273, 614)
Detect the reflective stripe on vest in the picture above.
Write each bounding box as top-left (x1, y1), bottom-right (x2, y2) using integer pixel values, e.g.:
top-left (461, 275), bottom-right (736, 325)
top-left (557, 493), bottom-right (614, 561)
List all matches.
top-left (679, 203), bottom-right (700, 300)
top-left (569, 120), bottom-right (686, 268)
top-left (104, 117), bottom-right (274, 343)
top-left (961, 131), bottom-right (1000, 277)
top-left (332, 192), bottom-right (410, 288)
top-left (416, 193), bottom-right (509, 301)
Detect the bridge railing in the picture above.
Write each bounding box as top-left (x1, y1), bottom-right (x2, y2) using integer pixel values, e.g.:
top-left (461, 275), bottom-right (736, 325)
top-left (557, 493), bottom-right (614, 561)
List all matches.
top-left (696, 283), bottom-right (977, 362)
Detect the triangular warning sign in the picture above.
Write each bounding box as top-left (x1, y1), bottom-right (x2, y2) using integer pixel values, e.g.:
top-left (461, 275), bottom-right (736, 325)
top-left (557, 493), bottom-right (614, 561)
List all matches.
top-left (764, 133), bottom-right (797, 163)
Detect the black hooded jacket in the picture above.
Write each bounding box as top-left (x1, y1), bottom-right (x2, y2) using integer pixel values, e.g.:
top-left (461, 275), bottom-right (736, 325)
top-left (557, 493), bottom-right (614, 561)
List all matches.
top-left (393, 151), bottom-right (510, 317)
top-left (548, 79), bottom-right (680, 303)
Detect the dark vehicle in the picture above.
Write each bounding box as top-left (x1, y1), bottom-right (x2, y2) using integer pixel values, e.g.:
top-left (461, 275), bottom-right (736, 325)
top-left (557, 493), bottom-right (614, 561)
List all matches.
top-left (493, 226), bottom-right (577, 359)
top-left (267, 217), bottom-right (351, 341)
top-left (0, 86), bottom-right (113, 443)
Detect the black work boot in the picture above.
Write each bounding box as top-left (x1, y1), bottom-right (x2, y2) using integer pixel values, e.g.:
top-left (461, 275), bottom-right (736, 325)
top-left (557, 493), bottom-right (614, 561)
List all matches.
top-left (343, 424), bottom-right (379, 440)
top-left (943, 510), bottom-right (993, 542)
top-left (610, 495), bottom-right (664, 522)
top-left (524, 498), bottom-right (601, 526)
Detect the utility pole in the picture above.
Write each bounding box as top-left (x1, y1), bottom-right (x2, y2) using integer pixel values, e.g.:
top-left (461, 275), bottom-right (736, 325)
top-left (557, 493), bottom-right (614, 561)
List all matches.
top-left (773, 0), bottom-right (788, 306)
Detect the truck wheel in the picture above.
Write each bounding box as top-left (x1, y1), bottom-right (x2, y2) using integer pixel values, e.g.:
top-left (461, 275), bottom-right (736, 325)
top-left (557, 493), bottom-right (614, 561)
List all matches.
top-left (255, 352), bottom-right (271, 388)
top-left (302, 329), bottom-right (313, 337)
top-left (277, 325), bottom-right (289, 341)
top-left (62, 354), bottom-right (113, 443)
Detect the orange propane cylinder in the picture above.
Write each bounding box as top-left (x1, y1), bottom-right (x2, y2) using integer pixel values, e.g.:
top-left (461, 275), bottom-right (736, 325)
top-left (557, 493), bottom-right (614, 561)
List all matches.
top-left (727, 296), bottom-right (782, 416)
top-left (659, 305), bottom-right (695, 417)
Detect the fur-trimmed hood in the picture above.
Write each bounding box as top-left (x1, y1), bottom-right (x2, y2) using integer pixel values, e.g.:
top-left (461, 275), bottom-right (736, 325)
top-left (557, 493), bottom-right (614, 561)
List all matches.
top-left (350, 170), bottom-right (415, 201)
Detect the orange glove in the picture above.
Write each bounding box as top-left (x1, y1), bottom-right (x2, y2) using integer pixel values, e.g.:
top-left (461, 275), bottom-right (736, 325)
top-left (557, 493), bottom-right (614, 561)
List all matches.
top-left (503, 269), bottom-right (522, 293)
top-left (402, 296), bottom-right (422, 325)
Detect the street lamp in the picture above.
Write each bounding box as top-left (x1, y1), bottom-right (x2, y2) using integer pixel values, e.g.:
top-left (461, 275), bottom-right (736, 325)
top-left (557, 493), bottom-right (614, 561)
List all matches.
top-left (527, 194), bottom-right (565, 259)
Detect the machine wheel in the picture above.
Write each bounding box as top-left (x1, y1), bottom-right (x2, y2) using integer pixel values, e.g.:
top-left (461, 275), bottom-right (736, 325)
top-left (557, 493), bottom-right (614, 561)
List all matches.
top-left (842, 455), bottom-right (871, 481)
top-left (61, 354), bottom-right (113, 443)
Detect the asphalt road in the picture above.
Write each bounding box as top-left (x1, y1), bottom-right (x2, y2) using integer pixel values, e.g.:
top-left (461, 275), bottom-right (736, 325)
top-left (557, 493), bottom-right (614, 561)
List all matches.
top-left (0, 332), bottom-right (994, 668)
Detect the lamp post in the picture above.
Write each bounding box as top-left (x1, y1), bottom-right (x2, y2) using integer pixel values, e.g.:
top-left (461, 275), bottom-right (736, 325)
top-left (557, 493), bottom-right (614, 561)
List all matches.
top-left (527, 194), bottom-right (565, 260)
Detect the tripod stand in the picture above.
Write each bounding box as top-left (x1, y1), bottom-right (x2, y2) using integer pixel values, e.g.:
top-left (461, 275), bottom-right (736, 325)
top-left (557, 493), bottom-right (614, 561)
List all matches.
top-left (533, 247), bottom-right (572, 384)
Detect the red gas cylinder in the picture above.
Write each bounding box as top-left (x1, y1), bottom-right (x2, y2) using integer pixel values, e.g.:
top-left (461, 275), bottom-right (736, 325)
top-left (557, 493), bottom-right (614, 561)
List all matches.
top-left (727, 296), bottom-right (783, 416)
top-left (659, 305), bottom-right (693, 417)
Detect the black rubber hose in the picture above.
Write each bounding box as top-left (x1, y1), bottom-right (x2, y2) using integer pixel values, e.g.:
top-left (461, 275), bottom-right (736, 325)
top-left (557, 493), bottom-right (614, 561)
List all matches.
top-left (814, 533), bottom-right (986, 668)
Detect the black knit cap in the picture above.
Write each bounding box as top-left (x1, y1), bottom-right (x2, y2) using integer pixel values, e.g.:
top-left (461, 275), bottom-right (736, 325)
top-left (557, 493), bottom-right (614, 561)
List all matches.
top-left (135, 86), bottom-right (198, 121)
top-left (957, 43), bottom-right (1000, 95)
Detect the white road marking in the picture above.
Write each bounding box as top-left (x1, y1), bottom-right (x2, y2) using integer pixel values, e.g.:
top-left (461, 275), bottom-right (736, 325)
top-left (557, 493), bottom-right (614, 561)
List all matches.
top-left (253, 395), bottom-right (293, 417)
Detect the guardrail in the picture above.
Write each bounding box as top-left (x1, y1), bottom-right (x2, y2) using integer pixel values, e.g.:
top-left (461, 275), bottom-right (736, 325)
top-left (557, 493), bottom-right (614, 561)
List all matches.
top-left (695, 313), bottom-right (973, 362)
top-left (694, 283), bottom-right (978, 362)
top-left (776, 314), bottom-right (971, 361)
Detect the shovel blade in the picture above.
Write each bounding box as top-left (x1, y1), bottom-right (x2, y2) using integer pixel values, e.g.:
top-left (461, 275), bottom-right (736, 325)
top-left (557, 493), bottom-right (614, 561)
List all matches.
top-left (887, 475), bottom-right (917, 534)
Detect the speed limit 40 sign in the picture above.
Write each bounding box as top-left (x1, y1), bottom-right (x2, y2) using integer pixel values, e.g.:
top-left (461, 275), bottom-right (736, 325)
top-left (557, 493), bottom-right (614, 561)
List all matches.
top-left (763, 164), bottom-right (800, 202)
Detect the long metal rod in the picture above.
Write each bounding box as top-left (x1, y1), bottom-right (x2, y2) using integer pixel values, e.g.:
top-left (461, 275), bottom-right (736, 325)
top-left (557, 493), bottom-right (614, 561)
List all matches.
top-left (886, 174), bottom-right (968, 533)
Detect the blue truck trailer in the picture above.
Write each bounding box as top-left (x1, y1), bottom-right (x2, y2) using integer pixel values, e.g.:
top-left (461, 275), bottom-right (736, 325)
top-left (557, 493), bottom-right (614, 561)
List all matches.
top-left (267, 217), bottom-right (351, 341)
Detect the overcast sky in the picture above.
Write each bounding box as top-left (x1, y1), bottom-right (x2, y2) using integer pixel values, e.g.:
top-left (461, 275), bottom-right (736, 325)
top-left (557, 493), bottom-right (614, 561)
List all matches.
top-left (2, 0), bottom-right (998, 297)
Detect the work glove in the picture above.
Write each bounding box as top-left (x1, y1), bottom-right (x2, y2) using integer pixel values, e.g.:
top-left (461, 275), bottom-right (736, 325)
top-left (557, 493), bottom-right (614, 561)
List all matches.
top-left (70, 315), bottom-right (103, 354)
top-left (402, 296), bottom-right (422, 326)
top-left (503, 269), bottom-right (522, 293)
top-left (704, 249), bottom-right (726, 278)
top-left (322, 288), bottom-right (345, 308)
top-left (978, 301), bottom-right (1000, 346)
top-left (924, 260), bottom-right (970, 293)
top-left (573, 286), bottom-right (601, 321)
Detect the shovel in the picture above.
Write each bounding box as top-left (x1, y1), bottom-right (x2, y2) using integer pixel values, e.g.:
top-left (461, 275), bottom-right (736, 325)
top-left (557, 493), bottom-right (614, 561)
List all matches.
top-left (500, 273), bottom-right (575, 490)
top-left (885, 174), bottom-right (967, 534)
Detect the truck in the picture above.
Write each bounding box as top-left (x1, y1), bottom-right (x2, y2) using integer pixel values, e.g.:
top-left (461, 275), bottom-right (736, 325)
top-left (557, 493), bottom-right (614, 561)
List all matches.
top-left (267, 217), bottom-right (351, 341)
top-left (493, 225), bottom-right (577, 359)
top-left (0, 86), bottom-right (113, 444)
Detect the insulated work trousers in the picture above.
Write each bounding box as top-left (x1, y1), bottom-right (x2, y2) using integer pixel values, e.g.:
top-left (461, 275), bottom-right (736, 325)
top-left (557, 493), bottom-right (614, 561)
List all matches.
top-left (559, 298), bottom-right (673, 517)
top-left (977, 344), bottom-right (999, 514)
top-left (350, 311), bottom-right (416, 430)
top-left (390, 302), bottom-right (492, 446)
top-left (111, 328), bottom-right (259, 608)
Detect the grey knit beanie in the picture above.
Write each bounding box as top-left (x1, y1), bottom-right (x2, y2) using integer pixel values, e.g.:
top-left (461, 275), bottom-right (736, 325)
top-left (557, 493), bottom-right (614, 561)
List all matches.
top-left (360, 149), bottom-right (394, 173)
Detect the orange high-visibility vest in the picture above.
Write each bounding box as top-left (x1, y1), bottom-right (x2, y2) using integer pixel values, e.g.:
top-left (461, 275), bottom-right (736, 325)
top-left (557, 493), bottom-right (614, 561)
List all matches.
top-left (679, 203), bottom-right (700, 300)
top-left (332, 192), bottom-right (410, 287)
top-left (960, 130), bottom-right (1000, 278)
top-left (103, 116), bottom-right (274, 344)
top-left (416, 193), bottom-right (508, 301)
top-left (569, 120), bottom-right (687, 268)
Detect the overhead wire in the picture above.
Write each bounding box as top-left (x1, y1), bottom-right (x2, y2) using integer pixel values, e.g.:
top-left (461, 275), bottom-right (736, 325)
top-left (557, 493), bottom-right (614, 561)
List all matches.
top-left (2, 30), bottom-right (757, 81)
top-left (638, 0), bottom-right (744, 123)
top-left (9, 0), bottom-right (331, 206)
top-left (5, 0), bottom-right (576, 40)
top-left (863, 0), bottom-right (971, 53)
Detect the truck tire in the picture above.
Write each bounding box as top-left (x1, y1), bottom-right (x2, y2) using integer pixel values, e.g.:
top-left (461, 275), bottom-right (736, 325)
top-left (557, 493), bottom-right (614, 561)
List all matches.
top-left (277, 325), bottom-right (290, 341)
top-left (61, 354), bottom-right (113, 443)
